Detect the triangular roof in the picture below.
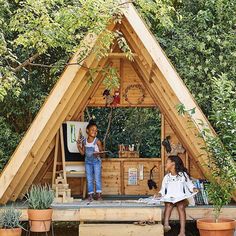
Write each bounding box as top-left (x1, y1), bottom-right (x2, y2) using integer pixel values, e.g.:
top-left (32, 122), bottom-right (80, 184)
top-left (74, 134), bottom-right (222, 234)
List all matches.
top-left (0, 3), bottom-right (218, 204)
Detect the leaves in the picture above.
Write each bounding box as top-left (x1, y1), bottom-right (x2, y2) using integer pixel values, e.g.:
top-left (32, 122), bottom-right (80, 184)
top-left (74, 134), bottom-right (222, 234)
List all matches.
top-left (86, 107), bottom-right (161, 158)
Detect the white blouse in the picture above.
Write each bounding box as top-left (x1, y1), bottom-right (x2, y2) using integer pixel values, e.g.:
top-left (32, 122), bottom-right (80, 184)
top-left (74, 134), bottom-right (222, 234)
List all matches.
top-left (159, 172), bottom-right (195, 198)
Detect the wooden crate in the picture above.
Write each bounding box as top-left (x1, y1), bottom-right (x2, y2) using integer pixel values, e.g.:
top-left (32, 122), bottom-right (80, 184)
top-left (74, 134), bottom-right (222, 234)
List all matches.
top-left (119, 151), bottom-right (139, 158)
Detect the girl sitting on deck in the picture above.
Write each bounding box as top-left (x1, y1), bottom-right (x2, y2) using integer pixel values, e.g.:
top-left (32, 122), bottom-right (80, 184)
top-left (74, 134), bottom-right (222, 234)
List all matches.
top-left (155, 155), bottom-right (198, 236)
top-left (77, 120), bottom-right (103, 201)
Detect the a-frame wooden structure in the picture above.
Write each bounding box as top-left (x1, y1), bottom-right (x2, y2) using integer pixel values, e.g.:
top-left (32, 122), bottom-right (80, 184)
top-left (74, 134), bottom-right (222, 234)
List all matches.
top-left (0, 3), bottom-right (227, 204)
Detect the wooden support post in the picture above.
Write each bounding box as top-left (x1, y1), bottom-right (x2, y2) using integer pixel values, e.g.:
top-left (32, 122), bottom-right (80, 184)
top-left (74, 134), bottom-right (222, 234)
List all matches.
top-left (60, 126), bottom-right (67, 184)
top-left (161, 115), bottom-right (165, 179)
top-left (83, 178), bottom-right (87, 199)
top-left (120, 161), bottom-right (124, 195)
top-left (52, 132), bottom-right (60, 186)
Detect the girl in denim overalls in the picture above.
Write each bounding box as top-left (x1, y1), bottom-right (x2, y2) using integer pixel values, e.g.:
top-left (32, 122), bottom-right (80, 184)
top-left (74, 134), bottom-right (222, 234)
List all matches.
top-left (77, 121), bottom-right (103, 201)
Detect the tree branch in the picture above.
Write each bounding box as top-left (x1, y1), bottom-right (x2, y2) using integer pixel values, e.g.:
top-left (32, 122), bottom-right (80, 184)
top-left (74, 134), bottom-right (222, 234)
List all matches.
top-left (28, 62), bottom-right (89, 70)
top-left (12, 53), bottom-right (40, 73)
top-left (118, 1), bottom-right (134, 7)
top-left (103, 107), bottom-right (113, 150)
top-left (86, 107), bottom-right (92, 120)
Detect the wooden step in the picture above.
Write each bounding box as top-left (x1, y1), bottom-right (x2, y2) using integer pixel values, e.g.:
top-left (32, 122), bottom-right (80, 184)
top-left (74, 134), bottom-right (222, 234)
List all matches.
top-left (79, 224), bottom-right (163, 236)
top-left (79, 208), bottom-right (162, 222)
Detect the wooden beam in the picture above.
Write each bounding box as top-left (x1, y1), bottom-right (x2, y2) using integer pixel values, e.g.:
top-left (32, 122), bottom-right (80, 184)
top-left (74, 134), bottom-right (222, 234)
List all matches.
top-left (13, 137), bottom-right (56, 200)
top-left (108, 52), bottom-right (137, 58)
top-left (60, 126), bottom-right (67, 184)
top-left (0, 43), bottom-right (94, 203)
top-left (13, 139), bottom-right (55, 201)
top-left (11, 71), bottom-right (98, 201)
top-left (13, 55), bottom-right (109, 199)
top-left (33, 151), bottom-right (54, 185)
top-left (9, 75), bottom-right (89, 201)
top-left (131, 53), bottom-right (206, 179)
top-left (79, 208), bottom-right (162, 221)
top-left (122, 6), bottom-right (213, 134)
top-left (67, 59), bottom-right (109, 120)
top-left (52, 132), bottom-right (60, 185)
top-left (0, 27), bottom-right (118, 203)
top-left (79, 224), bottom-right (163, 236)
top-left (161, 115), bottom-right (165, 179)
top-left (133, 56), bottom-right (206, 178)
top-left (121, 17), bottom-right (207, 178)
top-left (2, 206), bottom-right (234, 222)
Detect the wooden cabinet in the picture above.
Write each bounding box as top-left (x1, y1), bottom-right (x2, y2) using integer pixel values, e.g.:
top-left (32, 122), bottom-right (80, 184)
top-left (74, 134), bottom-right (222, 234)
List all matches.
top-left (102, 158), bottom-right (162, 196)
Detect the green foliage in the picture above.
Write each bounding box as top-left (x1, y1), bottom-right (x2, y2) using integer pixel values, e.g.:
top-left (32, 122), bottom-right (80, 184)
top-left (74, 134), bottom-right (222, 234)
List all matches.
top-left (0, 0), bottom-right (128, 169)
top-left (177, 103), bottom-right (236, 222)
top-left (138, 0), bottom-right (236, 114)
top-left (26, 184), bottom-right (54, 209)
top-left (204, 135), bottom-right (236, 222)
top-left (0, 207), bottom-right (22, 229)
top-left (0, 117), bottom-right (21, 171)
top-left (0, 0), bottom-right (236, 175)
top-left (209, 75), bottom-right (236, 160)
top-left (87, 107), bottom-right (161, 158)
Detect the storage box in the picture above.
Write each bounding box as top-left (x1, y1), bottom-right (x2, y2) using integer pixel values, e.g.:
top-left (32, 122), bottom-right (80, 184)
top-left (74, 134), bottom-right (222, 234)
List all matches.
top-left (118, 151), bottom-right (139, 158)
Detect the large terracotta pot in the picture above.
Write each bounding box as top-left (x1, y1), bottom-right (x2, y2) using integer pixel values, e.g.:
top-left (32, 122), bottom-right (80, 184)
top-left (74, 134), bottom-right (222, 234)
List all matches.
top-left (0, 228), bottom-right (22, 236)
top-left (197, 218), bottom-right (236, 236)
top-left (27, 209), bottom-right (53, 232)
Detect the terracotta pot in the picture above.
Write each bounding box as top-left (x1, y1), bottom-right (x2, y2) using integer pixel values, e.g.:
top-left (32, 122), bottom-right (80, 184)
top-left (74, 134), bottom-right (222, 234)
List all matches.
top-left (197, 218), bottom-right (236, 236)
top-left (27, 209), bottom-right (53, 232)
top-left (0, 228), bottom-right (22, 236)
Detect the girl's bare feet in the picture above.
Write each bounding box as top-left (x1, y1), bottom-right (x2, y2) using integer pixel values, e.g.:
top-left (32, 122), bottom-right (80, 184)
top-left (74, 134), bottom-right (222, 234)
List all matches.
top-left (178, 233), bottom-right (185, 236)
top-left (163, 225), bottom-right (171, 232)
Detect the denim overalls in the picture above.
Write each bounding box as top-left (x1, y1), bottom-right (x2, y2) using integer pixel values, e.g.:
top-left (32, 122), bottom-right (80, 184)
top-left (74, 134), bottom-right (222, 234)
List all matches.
top-left (84, 138), bottom-right (102, 194)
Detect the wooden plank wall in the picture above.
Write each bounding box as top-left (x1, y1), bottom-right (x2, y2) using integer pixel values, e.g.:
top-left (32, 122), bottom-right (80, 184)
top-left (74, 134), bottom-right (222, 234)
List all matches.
top-left (88, 57), bottom-right (155, 107)
top-left (37, 114), bottom-right (205, 198)
top-left (40, 158), bottom-right (162, 196)
top-left (162, 116), bottom-right (205, 179)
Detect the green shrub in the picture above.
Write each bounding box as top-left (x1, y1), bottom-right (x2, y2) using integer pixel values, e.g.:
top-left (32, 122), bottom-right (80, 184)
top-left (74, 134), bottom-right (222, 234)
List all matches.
top-left (0, 207), bottom-right (22, 229)
top-left (26, 184), bottom-right (54, 209)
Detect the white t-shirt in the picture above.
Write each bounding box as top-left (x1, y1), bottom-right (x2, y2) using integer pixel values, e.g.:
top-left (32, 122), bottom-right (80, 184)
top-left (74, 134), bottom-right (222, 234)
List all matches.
top-left (159, 172), bottom-right (195, 198)
top-left (85, 138), bottom-right (100, 152)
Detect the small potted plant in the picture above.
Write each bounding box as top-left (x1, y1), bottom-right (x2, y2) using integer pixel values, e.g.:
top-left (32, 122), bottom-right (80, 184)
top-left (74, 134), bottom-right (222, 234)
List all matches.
top-left (0, 207), bottom-right (23, 236)
top-left (26, 184), bottom-right (54, 232)
top-left (197, 136), bottom-right (236, 236)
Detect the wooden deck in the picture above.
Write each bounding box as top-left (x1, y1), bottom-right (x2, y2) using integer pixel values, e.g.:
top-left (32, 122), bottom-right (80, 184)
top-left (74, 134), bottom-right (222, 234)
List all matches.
top-left (3, 199), bottom-right (235, 222)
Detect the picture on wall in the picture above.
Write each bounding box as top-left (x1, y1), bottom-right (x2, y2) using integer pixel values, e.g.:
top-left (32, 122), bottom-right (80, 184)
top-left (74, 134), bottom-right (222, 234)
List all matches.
top-left (66, 121), bottom-right (88, 153)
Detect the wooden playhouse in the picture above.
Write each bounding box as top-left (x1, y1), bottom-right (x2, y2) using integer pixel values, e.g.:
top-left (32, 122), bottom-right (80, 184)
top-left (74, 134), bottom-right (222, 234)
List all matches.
top-left (0, 2), bottom-right (235, 236)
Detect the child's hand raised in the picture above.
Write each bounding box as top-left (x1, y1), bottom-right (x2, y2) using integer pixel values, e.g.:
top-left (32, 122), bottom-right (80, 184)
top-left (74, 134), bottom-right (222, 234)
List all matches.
top-left (76, 138), bottom-right (83, 145)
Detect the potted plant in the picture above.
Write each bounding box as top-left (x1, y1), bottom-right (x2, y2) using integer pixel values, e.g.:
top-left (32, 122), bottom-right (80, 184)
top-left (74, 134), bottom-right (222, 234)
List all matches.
top-left (176, 104), bottom-right (236, 236)
top-left (196, 136), bottom-right (236, 236)
top-left (0, 207), bottom-right (22, 236)
top-left (26, 184), bottom-right (54, 232)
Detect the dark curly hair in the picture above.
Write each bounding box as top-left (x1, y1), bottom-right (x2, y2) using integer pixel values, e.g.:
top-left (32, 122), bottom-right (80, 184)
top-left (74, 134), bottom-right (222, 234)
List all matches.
top-left (86, 119), bottom-right (97, 130)
top-left (168, 155), bottom-right (190, 181)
